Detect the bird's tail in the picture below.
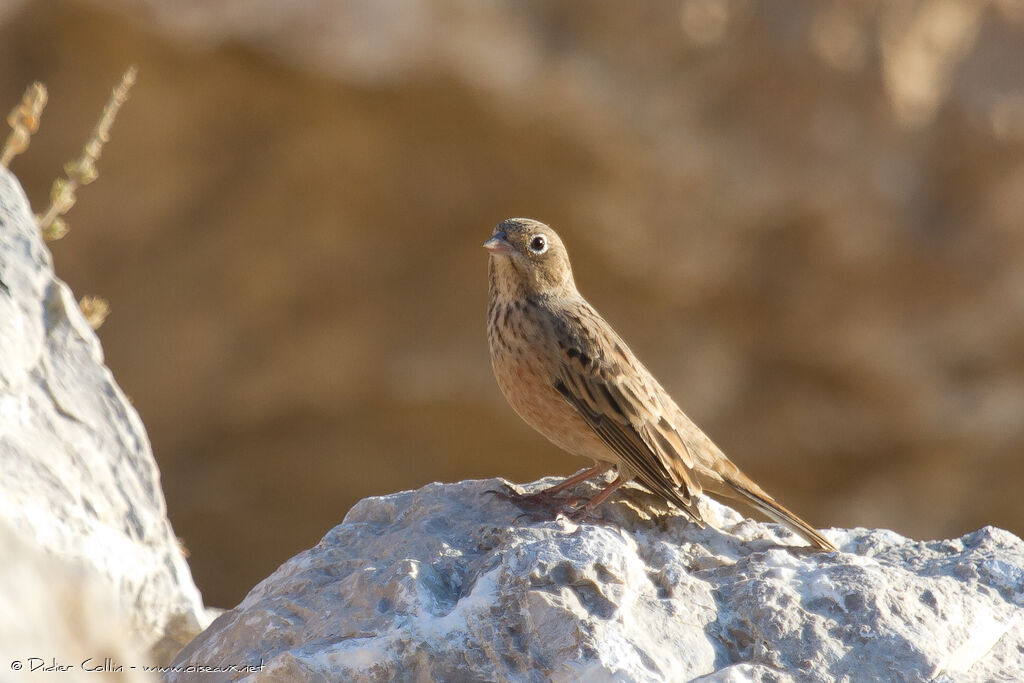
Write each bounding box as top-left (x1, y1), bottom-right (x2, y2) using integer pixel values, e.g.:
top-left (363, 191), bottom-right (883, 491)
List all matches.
top-left (730, 483), bottom-right (837, 551)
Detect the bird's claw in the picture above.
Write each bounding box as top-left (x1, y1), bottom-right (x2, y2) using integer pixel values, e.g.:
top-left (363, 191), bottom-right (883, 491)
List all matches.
top-left (487, 485), bottom-right (567, 511)
top-left (559, 501), bottom-right (602, 523)
top-left (483, 485), bottom-right (520, 500)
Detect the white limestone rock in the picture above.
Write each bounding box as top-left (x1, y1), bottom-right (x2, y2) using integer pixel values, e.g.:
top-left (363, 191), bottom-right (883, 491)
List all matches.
top-left (171, 476), bottom-right (1024, 682)
top-left (0, 166), bottom-right (207, 665)
top-left (0, 517), bottom-right (153, 682)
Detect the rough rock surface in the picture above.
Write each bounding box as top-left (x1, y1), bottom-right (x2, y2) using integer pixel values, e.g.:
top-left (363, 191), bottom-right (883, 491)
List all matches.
top-left (0, 517), bottom-right (153, 682)
top-left (0, 166), bottom-right (206, 664)
top-left (172, 476), bottom-right (1024, 682)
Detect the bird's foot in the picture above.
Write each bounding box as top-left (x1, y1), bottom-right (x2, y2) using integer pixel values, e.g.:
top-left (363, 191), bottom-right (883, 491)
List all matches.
top-left (484, 484), bottom-right (566, 512)
top-left (486, 485), bottom-right (602, 525)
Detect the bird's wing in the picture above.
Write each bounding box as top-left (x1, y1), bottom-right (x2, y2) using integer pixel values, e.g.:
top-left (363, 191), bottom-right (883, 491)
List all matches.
top-left (550, 307), bottom-right (704, 522)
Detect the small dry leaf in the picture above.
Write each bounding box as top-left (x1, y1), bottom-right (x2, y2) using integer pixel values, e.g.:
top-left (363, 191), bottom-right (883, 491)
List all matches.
top-left (41, 217), bottom-right (69, 242)
top-left (78, 295), bottom-right (110, 330)
top-left (1, 81), bottom-right (48, 167)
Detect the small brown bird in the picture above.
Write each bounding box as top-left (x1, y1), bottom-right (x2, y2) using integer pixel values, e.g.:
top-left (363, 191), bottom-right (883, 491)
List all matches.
top-left (484, 217), bottom-right (836, 551)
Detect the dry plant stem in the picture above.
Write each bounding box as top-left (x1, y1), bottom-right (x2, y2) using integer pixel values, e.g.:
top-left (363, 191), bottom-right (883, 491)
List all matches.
top-left (1, 82), bottom-right (48, 168)
top-left (37, 65), bottom-right (138, 241)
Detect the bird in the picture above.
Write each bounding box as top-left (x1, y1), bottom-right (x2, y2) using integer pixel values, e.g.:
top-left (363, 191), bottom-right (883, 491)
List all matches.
top-left (484, 217), bottom-right (836, 551)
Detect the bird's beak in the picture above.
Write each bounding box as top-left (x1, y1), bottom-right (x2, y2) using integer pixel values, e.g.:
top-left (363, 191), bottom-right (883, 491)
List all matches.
top-left (482, 231), bottom-right (514, 255)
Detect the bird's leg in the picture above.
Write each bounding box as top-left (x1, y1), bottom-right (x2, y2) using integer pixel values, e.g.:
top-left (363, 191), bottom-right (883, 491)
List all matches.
top-left (534, 464), bottom-right (612, 499)
top-left (564, 475), bottom-right (627, 521)
top-left (487, 464), bottom-right (611, 510)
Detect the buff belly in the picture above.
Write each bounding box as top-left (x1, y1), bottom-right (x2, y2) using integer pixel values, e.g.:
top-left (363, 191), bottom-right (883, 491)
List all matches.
top-left (490, 349), bottom-right (619, 468)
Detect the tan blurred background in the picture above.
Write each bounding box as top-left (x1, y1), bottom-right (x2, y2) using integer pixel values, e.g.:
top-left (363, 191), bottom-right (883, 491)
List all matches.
top-left (2, 0), bottom-right (1023, 608)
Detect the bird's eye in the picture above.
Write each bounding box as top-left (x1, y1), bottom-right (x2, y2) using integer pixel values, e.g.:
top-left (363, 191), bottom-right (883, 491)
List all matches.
top-left (528, 234), bottom-right (548, 254)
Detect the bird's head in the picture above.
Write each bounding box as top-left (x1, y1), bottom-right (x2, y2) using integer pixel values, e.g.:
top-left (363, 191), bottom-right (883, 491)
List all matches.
top-left (483, 218), bottom-right (576, 298)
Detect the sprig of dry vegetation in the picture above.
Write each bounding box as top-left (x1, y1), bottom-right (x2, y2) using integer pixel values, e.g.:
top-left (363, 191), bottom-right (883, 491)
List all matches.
top-left (37, 65), bottom-right (138, 242)
top-left (78, 295), bottom-right (111, 330)
top-left (2, 68), bottom-right (138, 329)
top-left (1, 82), bottom-right (48, 168)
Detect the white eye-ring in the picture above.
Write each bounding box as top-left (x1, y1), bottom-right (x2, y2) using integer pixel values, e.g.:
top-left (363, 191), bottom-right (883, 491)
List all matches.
top-left (528, 234), bottom-right (549, 254)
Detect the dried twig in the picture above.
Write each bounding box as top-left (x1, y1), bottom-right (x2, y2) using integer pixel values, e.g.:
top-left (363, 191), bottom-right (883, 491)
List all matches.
top-left (37, 66), bottom-right (138, 241)
top-left (1, 82), bottom-right (48, 168)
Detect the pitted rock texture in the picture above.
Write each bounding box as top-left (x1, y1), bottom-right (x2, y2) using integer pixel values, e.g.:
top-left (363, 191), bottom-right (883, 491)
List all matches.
top-left (0, 167), bottom-right (206, 664)
top-left (171, 477), bottom-right (1024, 682)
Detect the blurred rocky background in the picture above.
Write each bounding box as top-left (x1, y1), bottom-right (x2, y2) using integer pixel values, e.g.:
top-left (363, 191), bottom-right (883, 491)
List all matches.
top-left (1, 0), bottom-right (1022, 609)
